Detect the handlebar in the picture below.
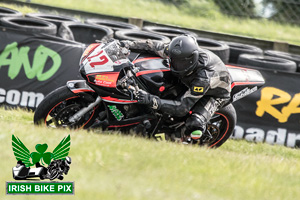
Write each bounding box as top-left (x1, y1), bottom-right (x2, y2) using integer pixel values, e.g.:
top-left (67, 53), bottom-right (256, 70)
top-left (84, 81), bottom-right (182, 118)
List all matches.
top-left (117, 64), bottom-right (140, 100)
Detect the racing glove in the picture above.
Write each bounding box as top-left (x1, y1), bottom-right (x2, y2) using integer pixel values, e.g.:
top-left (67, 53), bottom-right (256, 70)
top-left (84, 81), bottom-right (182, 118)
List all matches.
top-left (119, 40), bottom-right (132, 49)
top-left (137, 89), bottom-right (161, 110)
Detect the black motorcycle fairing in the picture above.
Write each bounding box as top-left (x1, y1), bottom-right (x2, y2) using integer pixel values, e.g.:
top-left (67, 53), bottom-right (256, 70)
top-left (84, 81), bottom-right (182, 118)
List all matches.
top-left (133, 54), bottom-right (186, 98)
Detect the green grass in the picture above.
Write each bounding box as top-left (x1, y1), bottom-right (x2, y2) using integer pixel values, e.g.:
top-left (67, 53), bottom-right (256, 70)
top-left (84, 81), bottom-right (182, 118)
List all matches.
top-left (5, 0), bottom-right (300, 46)
top-left (1, 108), bottom-right (300, 200)
top-left (0, 2), bottom-right (37, 14)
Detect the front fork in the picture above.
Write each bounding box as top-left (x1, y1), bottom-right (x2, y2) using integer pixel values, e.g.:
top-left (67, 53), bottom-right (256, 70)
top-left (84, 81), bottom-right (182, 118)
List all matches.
top-left (66, 80), bottom-right (101, 123)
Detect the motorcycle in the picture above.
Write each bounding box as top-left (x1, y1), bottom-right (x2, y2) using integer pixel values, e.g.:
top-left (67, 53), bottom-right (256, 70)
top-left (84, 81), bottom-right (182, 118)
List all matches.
top-left (34, 39), bottom-right (265, 148)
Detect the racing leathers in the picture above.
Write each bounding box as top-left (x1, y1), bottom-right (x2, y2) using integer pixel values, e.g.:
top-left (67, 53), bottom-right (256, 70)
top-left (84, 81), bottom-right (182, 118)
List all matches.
top-left (121, 39), bottom-right (231, 135)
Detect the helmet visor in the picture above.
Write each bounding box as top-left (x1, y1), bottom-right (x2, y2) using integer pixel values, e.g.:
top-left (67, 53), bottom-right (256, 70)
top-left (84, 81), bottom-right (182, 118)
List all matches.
top-left (171, 55), bottom-right (195, 72)
top-left (170, 51), bottom-right (199, 76)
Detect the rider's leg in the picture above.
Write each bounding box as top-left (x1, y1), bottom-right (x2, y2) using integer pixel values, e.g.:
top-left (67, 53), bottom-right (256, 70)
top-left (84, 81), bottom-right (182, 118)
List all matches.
top-left (185, 96), bottom-right (227, 140)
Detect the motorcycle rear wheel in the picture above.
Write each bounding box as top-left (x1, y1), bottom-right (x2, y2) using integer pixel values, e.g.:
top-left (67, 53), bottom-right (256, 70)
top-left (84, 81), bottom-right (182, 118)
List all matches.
top-left (200, 103), bottom-right (236, 148)
top-left (34, 86), bottom-right (99, 129)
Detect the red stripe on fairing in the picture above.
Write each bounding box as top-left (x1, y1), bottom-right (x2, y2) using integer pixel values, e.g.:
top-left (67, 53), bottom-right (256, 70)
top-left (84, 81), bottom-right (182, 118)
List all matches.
top-left (226, 64), bottom-right (251, 70)
top-left (72, 89), bottom-right (95, 93)
top-left (132, 57), bottom-right (161, 64)
top-left (136, 69), bottom-right (170, 76)
top-left (231, 82), bottom-right (263, 89)
top-left (209, 112), bottom-right (229, 148)
top-left (108, 122), bottom-right (140, 128)
top-left (101, 96), bottom-right (137, 103)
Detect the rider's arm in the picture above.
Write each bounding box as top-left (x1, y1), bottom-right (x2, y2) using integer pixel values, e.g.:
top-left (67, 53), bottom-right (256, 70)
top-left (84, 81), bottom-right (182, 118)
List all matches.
top-left (121, 39), bottom-right (168, 59)
top-left (159, 77), bottom-right (210, 117)
top-left (137, 72), bottom-right (211, 117)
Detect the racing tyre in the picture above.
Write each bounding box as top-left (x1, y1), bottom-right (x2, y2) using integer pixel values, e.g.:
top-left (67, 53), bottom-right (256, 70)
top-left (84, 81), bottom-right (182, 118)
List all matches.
top-left (0, 16), bottom-right (57, 35)
top-left (34, 86), bottom-right (100, 129)
top-left (237, 54), bottom-right (297, 72)
top-left (221, 41), bottom-right (263, 64)
top-left (143, 26), bottom-right (197, 39)
top-left (264, 50), bottom-right (300, 72)
top-left (58, 22), bottom-right (113, 44)
top-left (115, 30), bottom-right (171, 43)
top-left (196, 37), bottom-right (230, 63)
top-left (0, 7), bottom-right (22, 18)
top-left (25, 13), bottom-right (79, 32)
top-left (85, 18), bottom-right (140, 32)
top-left (201, 103), bottom-right (236, 148)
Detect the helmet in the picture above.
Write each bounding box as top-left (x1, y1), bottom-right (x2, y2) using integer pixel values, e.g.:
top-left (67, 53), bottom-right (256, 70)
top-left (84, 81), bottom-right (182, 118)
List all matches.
top-left (64, 156), bottom-right (72, 166)
top-left (168, 35), bottom-right (199, 77)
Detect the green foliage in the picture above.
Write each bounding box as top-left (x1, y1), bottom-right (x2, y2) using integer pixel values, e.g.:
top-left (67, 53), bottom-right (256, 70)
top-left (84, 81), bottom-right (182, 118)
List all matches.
top-left (262, 0), bottom-right (300, 24)
top-left (181, 0), bottom-right (221, 18)
top-left (154, 0), bottom-right (221, 18)
top-left (213, 0), bottom-right (256, 17)
top-left (0, 2), bottom-right (37, 14)
top-left (157, 0), bottom-right (188, 6)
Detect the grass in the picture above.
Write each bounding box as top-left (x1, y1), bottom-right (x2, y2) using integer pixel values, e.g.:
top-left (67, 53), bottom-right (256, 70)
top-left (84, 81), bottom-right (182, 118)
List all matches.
top-left (0, 2), bottom-right (37, 14)
top-left (4, 0), bottom-right (300, 46)
top-left (1, 108), bottom-right (300, 200)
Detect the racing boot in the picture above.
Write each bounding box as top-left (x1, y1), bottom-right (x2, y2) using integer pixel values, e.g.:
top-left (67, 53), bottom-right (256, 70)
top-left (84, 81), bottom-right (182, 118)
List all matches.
top-left (181, 130), bottom-right (203, 144)
top-left (182, 130), bottom-right (203, 144)
top-left (190, 130), bottom-right (203, 140)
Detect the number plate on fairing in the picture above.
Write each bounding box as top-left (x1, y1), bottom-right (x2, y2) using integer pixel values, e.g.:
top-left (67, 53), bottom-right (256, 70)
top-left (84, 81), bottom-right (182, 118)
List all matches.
top-left (81, 41), bottom-right (129, 74)
top-left (82, 44), bottom-right (114, 74)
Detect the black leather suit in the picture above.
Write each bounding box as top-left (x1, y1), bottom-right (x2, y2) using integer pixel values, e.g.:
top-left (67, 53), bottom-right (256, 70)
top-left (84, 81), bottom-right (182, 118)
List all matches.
top-left (123, 39), bottom-right (232, 133)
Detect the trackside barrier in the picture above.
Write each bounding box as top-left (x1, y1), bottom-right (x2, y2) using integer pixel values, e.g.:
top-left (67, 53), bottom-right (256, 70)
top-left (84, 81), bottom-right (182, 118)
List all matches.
top-left (0, 27), bottom-right (85, 109)
top-left (2, 0), bottom-right (300, 54)
top-left (232, 66), bottom-right (300, 148)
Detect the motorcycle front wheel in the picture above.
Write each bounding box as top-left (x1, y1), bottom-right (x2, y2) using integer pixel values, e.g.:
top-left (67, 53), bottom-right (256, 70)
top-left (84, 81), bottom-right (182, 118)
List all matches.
top-left (34, 86), bottom-right (99, 129)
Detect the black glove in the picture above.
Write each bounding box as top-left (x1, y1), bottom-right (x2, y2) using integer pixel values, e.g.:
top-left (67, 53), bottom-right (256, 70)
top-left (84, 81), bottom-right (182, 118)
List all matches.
top-left (137, 89), bottom-right (161, 110)
top-left (119, 40), bottom-right (132, 56)
top-left (119, 40), bottom-right (132, 49)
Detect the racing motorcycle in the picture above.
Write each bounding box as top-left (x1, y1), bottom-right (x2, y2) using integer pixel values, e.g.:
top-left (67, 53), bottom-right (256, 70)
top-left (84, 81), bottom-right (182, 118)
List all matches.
top-left (34, 40), bottom-right (265, 148)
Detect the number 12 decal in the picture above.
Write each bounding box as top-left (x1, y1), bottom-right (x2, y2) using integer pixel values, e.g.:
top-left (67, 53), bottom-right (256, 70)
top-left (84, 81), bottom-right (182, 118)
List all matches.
top-left (88, 50), bottom-right (109, 68)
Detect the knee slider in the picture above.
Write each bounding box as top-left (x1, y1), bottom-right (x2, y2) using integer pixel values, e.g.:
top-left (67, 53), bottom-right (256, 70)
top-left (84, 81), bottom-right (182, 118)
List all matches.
top-left (186, 113), bottom-right (206, 132)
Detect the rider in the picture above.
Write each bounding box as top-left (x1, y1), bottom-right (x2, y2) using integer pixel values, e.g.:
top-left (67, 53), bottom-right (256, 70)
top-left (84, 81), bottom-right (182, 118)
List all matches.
top-left (121, 35), bottom-right (231, 141)
top-left (47, 157), bottom-right (72, 180)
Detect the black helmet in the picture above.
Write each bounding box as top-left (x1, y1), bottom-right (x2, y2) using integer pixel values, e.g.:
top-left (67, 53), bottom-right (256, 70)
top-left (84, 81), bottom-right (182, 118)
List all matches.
top-left (65, 156), bottom-right (72, 166)
top-left (168, 35), bottom-right (199, 77)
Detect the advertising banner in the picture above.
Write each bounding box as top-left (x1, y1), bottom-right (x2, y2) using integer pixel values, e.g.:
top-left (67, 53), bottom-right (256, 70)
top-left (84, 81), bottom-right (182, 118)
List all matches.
top-left (0, 27), bottom-right (86, 109)
top-left (232, 68), bottom-right (300, 148)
